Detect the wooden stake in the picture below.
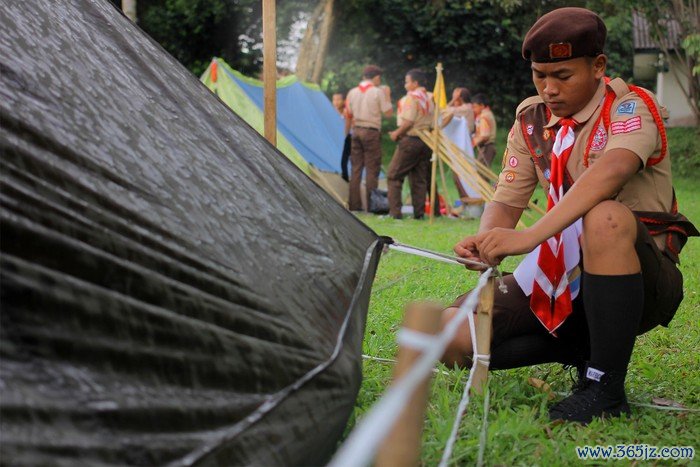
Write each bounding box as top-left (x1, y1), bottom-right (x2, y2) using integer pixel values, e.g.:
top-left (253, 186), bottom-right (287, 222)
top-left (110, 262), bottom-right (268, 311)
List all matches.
top-left (375, 302), bottom-right (442, 467)
top-left (429, 63), bottom-right (443, 224)
top-left (471, 276), bottom-right (495, 394)
top-left (262, 0), bottom-right (277, 146)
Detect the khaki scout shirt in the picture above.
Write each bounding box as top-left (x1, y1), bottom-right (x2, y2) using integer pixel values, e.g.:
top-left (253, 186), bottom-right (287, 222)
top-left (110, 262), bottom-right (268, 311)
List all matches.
top-left (346, 81), bottom-right (392, 130)
top-left (442, 103), bottom-right (475, 133)
top-left (476, 108), bottom-right (497, 144)
top-left (495, 78), bottom-right (673, 245)
top-left (399, 88), bottom-right (434, 137)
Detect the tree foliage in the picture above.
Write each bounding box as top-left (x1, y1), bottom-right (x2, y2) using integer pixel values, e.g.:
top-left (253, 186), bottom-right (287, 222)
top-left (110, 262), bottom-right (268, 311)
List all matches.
top-left (111, 0), bottom-right (637, 123)
top-left (323, 0), bottom-right (635, 124)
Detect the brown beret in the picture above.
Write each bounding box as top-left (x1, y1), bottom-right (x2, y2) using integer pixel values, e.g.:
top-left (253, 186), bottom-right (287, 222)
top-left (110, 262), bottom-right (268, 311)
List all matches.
top-left (522, 7), bottom-right (606, 63)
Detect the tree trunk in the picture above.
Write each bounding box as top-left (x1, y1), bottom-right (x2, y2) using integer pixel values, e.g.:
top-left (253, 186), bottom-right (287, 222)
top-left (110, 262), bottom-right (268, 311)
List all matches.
top-left (646, 0), bottom-right (700, 122)
top-left (296, 0), bottom-right (335, 84)
top-left (122, 0), bottom-right (137, 22)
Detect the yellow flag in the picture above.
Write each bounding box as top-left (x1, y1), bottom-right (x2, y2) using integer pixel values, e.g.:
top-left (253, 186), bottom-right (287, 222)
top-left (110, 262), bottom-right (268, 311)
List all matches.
top-left (433, 64), bottom-right (447, 110)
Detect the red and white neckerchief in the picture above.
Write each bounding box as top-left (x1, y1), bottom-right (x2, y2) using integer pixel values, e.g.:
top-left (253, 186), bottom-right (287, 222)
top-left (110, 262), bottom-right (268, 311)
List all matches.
top-left (408, 88), bottom-right (431, 115)
top-left (358, 80), bottom-right (374, 93)
top-left (530, 118), bottom-right (578, 333)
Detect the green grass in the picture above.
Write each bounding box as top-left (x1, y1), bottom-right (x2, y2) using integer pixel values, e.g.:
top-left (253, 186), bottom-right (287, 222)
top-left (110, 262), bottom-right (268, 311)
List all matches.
top-left (346, 131), bottom-right (700, 465)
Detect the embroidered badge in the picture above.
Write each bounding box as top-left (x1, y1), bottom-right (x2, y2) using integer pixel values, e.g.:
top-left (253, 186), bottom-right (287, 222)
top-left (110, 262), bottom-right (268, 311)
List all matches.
top-left (508, 126), bottom-right (515, 140)
top-left (535, 148), bottom-right (542, 156)
top-left (526, 124), bottom-right (534, 135)
top-left (505, 171), bottom-right (516, 183)
top-left (508, 155), bottom-right (518, 168)
top-left (616, 101), bottom-right (637, 115)
top-left (543, 168), bottom-right (551, 181)
top-left (549, 42), bottom-right (572, 59)
top-left (611, 116), bottom-right (642, 135)
top-left (543, 129), bottom-right (551, 140)
top-left (590, 123), bottom-right (608, 151)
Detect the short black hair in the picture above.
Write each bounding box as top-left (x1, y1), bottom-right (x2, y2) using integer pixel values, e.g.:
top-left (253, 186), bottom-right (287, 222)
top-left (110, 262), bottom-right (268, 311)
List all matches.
top-left (457, 87), bottom-right (471, 103)
top-left (406, 68), bottom-right (428, 87)
top-left (472, 93), bottom-right (489, 106)
top-left (362, 65), bottom-right (383, 79)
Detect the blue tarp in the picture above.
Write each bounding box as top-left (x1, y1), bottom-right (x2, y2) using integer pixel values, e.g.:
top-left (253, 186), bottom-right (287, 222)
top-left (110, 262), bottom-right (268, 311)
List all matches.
top-left (224, 66), bottom-right (344, 173)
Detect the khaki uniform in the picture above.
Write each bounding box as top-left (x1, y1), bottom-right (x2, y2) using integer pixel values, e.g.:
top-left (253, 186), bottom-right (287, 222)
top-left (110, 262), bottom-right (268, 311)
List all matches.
top-left (452, 77), bottom-right (696, 368)
top-left (495, 78), bottom-right (674, 246)
top-left (346, 82), bottom-right (392, 210)
top-left (387, 89), bottom-right (435, 218)
top-left (475, 107), bottom-right (497, 167)
top-left (442, 103), bottom-right (475, 133)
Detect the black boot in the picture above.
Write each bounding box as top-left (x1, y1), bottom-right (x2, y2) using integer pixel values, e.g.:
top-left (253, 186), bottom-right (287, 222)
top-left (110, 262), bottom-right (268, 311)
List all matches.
top-left (549, 364), bottom-right (630, 424)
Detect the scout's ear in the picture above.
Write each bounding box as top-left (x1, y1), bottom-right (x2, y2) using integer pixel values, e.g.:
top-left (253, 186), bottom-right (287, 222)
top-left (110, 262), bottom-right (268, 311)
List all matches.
top-left (593, 54), bottom-right (607, 80)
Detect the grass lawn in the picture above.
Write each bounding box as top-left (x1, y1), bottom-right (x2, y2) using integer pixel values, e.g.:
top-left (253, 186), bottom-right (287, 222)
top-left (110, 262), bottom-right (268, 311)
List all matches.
top-left (346, 164), bottom-right (699, 463)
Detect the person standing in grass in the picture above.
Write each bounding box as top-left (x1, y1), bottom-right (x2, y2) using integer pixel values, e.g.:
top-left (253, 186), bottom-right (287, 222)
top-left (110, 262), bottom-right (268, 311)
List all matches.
top-left (440, 7), bottom-right (698, 424)
top-left (387, 69), bottom-right (435, 219)
top-left (333, 92), bottom-right (353, 182)
top-left (471, 93), bottom-right (497, 169)
top-left (345, 65), bottom-right (393, 211)
top-left (441, 87), bottom-right (475, 134)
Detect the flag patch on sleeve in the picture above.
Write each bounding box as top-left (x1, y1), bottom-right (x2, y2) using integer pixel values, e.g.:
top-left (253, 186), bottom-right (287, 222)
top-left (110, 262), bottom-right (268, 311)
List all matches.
top-left (611, 116), bottom-right (642, 135)
top-left (616, 101), bottom-right (637, 115)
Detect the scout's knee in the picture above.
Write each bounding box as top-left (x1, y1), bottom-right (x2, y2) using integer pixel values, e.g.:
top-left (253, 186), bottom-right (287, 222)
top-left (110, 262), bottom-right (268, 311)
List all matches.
top-left (582, 200), bottom-right (636, 253)
top-left (439, 307), bottom-right (473, 368)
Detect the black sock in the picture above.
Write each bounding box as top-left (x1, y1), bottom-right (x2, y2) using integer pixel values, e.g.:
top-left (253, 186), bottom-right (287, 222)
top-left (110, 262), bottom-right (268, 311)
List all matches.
top-left (490, 334), bottom-right (579, 370)
top-left (583, 272), bottom-right (644, 373)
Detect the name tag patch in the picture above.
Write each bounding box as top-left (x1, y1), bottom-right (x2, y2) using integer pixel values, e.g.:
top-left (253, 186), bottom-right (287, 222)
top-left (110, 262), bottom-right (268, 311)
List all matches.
top-left (611, 116), bottom-right (642, 135)
top-left (616, 101), bottom-right (637, 115)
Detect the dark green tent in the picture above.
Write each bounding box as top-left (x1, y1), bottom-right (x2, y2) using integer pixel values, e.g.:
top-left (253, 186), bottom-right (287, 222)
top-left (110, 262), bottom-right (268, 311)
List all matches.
top-left (0, 1), bottom-right (382, 465)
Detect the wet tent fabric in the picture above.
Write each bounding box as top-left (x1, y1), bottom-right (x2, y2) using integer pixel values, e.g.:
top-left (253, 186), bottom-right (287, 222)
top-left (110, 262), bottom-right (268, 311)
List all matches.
top-left (0, 1), bottom-right (382, 466)
top-left (202, 59), bottom-right (345, 174)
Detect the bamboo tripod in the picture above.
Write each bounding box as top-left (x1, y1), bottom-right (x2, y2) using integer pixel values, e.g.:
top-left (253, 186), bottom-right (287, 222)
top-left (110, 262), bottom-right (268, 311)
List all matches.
top-left (418, 127), bottom-right (546, 229)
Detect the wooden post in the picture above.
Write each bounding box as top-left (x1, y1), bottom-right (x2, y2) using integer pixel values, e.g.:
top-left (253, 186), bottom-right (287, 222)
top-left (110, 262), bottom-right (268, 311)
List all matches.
top-left (262, 0), bottom-right (277, 146)
top-left (429, 63), bottom-right (443, 224)
top-left (471, 276), bottom-right (495, 394)
top-left (122, 0), bottom-right (137, 22)
top-left (375, 302), bottom-right (442, 467)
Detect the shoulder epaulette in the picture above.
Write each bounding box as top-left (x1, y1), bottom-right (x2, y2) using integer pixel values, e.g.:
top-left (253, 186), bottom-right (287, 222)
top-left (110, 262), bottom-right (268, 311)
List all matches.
top-left (607, 77), bottom-right (630, 98)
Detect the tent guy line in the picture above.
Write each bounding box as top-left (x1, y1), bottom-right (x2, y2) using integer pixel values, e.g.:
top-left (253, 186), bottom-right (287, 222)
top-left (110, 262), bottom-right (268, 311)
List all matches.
top-left (329, 268), bottom-right (493, 467)
top-left (386, 239), bottom-right (507, 293)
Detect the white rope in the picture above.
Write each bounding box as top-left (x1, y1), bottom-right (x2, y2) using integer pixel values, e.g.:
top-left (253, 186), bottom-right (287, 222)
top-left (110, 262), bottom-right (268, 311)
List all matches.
top-left (388, 241), bottom-right (508, 294)
top-left (438, 277), bottom-right (490, 467)
top-left (328, 268), bottom-right (492, 467)
top-left (397, 328), bottom-right (439, 351)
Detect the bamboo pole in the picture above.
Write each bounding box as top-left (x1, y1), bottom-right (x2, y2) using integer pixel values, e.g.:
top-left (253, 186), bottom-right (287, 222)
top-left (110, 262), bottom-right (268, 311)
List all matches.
top-left (437, 156), bottom-right (453, 216)
top-left (418, 128), bottom-right (547, 218)
top-left (471, 276), bottom-right (495, 394)
top-left (429, 63), bottom-right (443, 224)
top-left (262, 0), bottom-right (277, 146)
top-left (375, 302), bottom-right (442, 467)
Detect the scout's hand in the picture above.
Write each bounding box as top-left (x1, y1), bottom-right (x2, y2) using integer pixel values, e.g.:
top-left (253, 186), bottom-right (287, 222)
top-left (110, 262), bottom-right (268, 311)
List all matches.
top-left (389, 130), bottom-right (399, 142)
top-left (477, 228), bottom-right (538, 266)
top-left (454, 235), bottom-right (487, 271)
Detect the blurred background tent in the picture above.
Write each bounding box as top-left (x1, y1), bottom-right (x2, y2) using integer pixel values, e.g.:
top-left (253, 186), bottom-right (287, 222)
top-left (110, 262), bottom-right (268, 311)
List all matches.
top-left (0, 0), bottom-right (383, 465)
top-left (202, 58), bottom-right (350, 205)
